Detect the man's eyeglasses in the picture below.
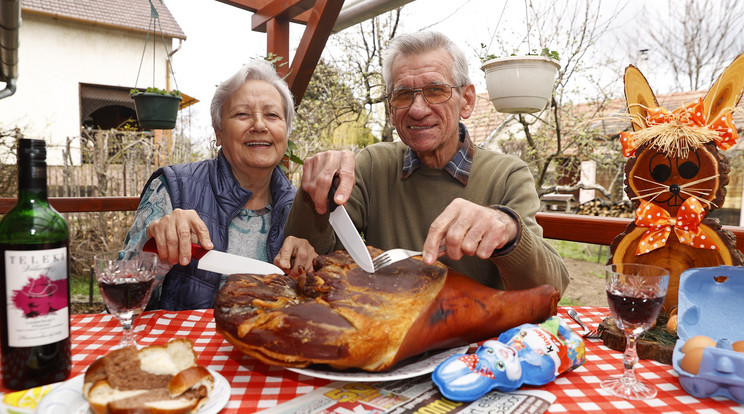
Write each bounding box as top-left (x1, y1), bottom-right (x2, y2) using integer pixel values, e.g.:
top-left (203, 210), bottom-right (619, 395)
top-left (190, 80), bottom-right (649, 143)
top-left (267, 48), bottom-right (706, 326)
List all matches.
top-left (386, 84), bottom-right (463, 109)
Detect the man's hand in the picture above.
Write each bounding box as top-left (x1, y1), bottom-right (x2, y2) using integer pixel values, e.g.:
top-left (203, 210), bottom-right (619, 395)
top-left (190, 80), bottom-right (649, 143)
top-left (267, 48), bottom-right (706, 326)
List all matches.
top-left (274, 236), bottom-right (318, 275)
top-left (145, 208), bottom-right (212, 266)
top-left (301, 150), bottom-right (356, 214)
top-left (422, 198), bottom-right (518, 264)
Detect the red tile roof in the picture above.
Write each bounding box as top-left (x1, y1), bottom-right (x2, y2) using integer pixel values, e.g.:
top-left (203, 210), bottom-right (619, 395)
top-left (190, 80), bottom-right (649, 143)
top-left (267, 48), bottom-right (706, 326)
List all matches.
top-left (462, 94), bottom-right (510, 145)
top-left (22, 0), bottom-right (186, 40)
top-left (466, 89), bottom-right (744, 145)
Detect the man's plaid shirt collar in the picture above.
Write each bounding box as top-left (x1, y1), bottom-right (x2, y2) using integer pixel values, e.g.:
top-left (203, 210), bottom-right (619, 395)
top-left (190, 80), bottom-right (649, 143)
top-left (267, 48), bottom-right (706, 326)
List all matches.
top-left (401, 123), bottom-right (474, 185)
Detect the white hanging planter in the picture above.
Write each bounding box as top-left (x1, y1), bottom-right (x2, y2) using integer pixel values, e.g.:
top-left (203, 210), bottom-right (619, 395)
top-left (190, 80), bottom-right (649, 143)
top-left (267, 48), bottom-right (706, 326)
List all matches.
top-left (481, 55), bottom-right (560, 114)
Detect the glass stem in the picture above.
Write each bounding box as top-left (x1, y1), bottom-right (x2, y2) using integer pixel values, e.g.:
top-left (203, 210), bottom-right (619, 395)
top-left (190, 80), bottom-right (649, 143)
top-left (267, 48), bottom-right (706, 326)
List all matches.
top-left (120, 317), bottom-right (135, 347)
top-left (622, 333), bottom-right (639, 384)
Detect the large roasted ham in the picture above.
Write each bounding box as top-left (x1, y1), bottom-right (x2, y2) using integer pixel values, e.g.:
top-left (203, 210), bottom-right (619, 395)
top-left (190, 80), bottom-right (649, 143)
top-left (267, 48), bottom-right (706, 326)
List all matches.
top-left (214, 248), bottom-right (559, 372)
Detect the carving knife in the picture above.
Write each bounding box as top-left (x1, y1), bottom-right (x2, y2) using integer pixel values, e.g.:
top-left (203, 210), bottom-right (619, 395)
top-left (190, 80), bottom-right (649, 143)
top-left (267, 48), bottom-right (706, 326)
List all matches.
top-left (327, 181), bottom-right (375, 273)
top-left (143, 238), bottom-right (283, 275)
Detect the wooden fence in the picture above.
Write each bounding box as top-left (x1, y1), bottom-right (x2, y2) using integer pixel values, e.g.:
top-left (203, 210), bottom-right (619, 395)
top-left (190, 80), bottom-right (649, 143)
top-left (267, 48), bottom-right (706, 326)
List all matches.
top-left (0, 129), bottom-right (205, 282)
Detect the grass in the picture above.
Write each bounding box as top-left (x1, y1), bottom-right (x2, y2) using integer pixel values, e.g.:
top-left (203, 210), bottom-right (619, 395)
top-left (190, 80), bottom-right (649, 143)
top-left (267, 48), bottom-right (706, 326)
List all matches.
top-left (641, 313), bottom-right (677, 346)
top-left (551, 240), bottom-right (608, 306)
top-left (71, 273), bottom-right (100, 301)
top-left (548, 239), bottom-right (606, 262)
top-left (588, 269), bottom-right (604, 279)
top-left (558, 297), bottom-right (581, 306)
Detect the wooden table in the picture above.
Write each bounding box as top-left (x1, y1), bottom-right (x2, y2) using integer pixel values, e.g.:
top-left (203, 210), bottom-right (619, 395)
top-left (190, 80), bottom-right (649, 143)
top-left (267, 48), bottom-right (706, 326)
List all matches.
top-left (1, 307), bottom-right (741, 413)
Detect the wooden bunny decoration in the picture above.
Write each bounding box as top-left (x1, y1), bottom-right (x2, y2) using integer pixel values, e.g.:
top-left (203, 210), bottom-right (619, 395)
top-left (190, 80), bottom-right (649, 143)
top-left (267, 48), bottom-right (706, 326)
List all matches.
top-left (609, 54), bottom-right (744, 313)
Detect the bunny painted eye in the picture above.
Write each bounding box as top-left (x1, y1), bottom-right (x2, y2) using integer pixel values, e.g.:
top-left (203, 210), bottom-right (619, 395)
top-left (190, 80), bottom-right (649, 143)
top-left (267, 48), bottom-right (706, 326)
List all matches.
top-left (496, 360), bottom-right (506, 370)
top-left (676, 152), bottom-right (701, 179)
top-left (649, 153), bottom-right (672, 182)
top-left (678, 161), bottom-right (699, 179)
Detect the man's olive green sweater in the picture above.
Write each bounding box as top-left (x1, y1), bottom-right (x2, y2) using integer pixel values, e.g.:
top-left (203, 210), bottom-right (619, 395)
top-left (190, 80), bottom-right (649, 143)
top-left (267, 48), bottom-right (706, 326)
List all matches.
top-left (285, 141), bottom-right (569, 294)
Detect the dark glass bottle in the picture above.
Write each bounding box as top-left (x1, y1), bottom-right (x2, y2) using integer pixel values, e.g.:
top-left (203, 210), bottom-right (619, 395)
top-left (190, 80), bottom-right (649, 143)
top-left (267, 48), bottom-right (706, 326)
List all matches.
top-left (0, 139), bottom-right (71, 390)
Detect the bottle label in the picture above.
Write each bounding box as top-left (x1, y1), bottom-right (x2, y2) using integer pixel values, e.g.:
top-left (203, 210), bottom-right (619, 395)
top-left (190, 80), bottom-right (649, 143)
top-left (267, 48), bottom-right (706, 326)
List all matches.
top-left (4, 247), bottom-right (69, 347)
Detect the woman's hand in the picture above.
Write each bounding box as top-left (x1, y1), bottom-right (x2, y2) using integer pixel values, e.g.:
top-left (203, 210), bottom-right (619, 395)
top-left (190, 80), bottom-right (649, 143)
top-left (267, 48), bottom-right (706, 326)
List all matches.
top-left (145, 208), bottom-right (213, 266)
top-left (274, 236), bottom-right (318, 274)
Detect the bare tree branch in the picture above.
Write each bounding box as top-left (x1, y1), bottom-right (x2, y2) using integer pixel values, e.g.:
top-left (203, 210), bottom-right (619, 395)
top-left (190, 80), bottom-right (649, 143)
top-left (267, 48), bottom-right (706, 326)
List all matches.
top-left (641, 0), bottom-right (744, 91)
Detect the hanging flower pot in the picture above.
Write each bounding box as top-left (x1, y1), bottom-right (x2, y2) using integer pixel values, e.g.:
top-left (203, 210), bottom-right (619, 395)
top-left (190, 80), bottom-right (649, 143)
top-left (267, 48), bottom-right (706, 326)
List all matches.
top-left (481, 55), bottom-right (560, 114)
top-left (131, 89), bottom-right (182, 130)
top-left (130, 1), bottom-right (182, 130)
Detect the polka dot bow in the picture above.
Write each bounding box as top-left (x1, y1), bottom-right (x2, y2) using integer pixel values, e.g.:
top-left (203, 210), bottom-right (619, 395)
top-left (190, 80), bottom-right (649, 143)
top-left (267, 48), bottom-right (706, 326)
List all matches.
top-left (620, 98), bottom-right (738, 157)
top-left (634, 196), bottom-right (718, 255)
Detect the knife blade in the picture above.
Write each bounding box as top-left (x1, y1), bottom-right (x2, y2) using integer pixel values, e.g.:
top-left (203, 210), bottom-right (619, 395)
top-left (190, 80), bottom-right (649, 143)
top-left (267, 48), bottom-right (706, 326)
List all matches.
top-left (143, 238), bottom-right (283, 275)
top-left (327, 180), bottom-right (375, 273)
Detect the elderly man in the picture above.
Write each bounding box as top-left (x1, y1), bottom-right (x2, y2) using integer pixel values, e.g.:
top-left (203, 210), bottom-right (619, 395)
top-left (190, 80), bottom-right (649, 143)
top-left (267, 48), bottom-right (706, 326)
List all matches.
top-left (284, 31), bottom-right (569, 294)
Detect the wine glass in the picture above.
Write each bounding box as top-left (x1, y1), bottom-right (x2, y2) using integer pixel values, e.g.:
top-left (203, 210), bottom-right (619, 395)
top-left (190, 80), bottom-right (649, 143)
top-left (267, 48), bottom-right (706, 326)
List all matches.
top-left (93, 250), bottom-right (159, 349)
top-left (602, 263), bottom-right (669, 400)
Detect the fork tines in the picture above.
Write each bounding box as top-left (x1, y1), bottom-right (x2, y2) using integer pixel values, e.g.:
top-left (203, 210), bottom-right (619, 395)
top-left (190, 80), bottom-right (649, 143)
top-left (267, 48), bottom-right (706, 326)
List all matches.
top-left (372, 255), bottom-right (392, 270)
top-left (584, 326), bottom-right (603, 339)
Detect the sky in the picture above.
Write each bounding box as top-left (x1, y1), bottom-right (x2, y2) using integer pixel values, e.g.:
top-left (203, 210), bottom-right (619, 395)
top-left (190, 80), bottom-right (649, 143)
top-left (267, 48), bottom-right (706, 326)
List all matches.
top-left (162, 0), bottom-right (648, 143)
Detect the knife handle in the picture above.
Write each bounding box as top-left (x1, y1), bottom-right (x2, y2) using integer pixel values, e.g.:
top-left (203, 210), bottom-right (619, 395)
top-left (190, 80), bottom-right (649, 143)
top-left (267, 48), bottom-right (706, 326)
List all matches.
top-left (327, 175), bottom-right (341, 212)
top-left (142, 238), bottom-right (210, 261)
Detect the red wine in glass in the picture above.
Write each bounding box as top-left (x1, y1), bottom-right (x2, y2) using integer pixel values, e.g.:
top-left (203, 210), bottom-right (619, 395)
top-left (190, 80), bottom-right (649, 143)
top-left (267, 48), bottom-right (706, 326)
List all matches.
top-left (98, 277), bottom-right (156, 319)
top-left (94, 251), bottom-right (159, 349)
top-left (606, 291), bottom-right (665, 335)
top-left (602, 263), bottom-right (668, 400)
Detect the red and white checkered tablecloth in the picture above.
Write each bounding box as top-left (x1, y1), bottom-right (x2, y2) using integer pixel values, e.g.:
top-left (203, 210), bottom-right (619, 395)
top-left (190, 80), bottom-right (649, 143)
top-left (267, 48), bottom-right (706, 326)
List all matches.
top-left (2, 307), bottom-right (742, 413)
top-left (67, 309), bottom-right (330, 413)
top-left (544, 308), bottom-right (742, 413)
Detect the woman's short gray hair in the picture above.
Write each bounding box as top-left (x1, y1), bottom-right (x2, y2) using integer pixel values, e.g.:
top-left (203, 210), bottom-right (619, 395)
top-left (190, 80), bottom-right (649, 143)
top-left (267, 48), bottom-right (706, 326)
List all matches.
top-left (210, 59), bottom-right (295, 134)
top-left (382, 31), bottom-right (472, 93)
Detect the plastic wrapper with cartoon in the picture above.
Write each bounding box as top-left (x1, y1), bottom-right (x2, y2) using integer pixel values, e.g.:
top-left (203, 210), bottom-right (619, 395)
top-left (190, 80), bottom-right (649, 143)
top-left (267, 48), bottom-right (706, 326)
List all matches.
top-left (431, 316), bottom-right (585, 401)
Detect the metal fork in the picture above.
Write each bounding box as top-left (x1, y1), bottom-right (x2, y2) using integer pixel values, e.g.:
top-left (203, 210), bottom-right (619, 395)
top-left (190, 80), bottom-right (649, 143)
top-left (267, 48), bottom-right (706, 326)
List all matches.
top-left (372, 245), bottom-right (446, 271)
top-left (372, 249), bottom-right (423, 271)
top-left (567, 308), bottom-right (602, 339)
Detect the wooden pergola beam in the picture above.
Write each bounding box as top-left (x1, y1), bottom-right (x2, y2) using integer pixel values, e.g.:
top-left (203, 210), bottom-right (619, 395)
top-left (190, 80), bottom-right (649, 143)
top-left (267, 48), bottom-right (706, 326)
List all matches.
top-left (251, 0), bottom-right (316, 32)
top-left (266, 17), bottom-right (290, 76)
top-left (283, 0), bottom-right (344, 103)
top-left (217, 0), bottom-right (314, 25)
top-left (216, 0), bottom-right (344, 106)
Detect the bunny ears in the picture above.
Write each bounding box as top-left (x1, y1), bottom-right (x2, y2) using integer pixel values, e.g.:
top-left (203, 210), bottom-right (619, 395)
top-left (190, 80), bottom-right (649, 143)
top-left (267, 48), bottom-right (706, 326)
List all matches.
top-left (620, 54), bottom-right (744, 158)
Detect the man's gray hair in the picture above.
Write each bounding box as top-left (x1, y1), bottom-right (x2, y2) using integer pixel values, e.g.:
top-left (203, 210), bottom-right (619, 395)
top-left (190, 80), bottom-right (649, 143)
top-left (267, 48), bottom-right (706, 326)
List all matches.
top-left (211, 59), bottom-right (295, 133)
top-left (382, 31), bottom-right (472, 94)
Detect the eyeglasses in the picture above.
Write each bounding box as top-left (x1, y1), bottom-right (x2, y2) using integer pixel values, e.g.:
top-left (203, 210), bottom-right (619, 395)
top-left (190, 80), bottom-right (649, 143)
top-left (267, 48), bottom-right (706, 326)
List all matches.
top-left (386, 84), bottom-right (463, 109)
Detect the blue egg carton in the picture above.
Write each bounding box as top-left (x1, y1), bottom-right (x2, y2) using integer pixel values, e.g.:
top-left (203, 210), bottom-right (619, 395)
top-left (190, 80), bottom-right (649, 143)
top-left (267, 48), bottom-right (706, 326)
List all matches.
top-left (671, 266), bottom-right (744, 404)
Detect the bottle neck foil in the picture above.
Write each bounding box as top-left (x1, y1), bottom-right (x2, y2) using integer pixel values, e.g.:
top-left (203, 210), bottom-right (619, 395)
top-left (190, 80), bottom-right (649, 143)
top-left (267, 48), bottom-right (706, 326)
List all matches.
top-left (17, 139), bottom-right (49, 197)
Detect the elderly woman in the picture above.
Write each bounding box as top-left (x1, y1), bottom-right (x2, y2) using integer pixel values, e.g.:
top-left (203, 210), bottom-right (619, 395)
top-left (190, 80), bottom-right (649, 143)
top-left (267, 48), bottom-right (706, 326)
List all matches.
top-left (122, 60), bottom-right (316, 310)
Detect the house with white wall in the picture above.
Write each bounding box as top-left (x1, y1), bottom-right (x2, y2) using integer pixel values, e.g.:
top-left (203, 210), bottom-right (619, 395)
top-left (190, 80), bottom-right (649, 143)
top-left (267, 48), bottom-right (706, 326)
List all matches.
top-left (0, 0), bottom-right (186, 165)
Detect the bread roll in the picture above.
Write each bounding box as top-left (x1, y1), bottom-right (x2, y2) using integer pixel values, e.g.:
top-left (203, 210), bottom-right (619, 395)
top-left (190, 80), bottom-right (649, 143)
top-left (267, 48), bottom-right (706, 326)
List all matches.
top-left (83, 338), bottom-right (213, 414)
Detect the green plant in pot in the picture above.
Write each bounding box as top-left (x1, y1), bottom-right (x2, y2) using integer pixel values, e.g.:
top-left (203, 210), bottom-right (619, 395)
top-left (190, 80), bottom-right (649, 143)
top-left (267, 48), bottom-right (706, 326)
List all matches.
top-left (130, 87), bottom-right (182, 130)
top-left (480, 47), bottom-right (561, 114)
top-left (130, 0), bottom-right (183, 130)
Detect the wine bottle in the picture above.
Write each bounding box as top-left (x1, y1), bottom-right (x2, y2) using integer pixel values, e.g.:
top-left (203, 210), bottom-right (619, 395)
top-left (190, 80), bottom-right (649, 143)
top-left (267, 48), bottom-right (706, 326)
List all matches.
top-left (0, 138), bottom-right (71, 390)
